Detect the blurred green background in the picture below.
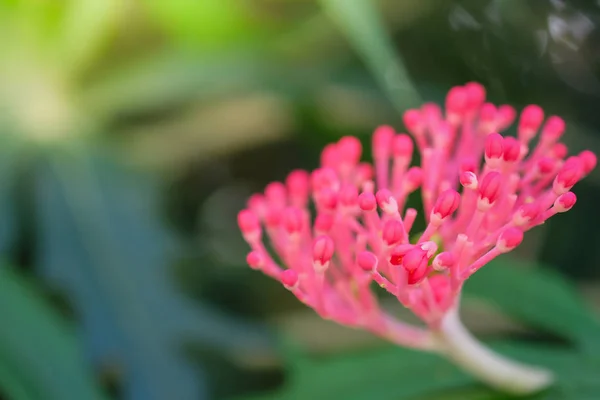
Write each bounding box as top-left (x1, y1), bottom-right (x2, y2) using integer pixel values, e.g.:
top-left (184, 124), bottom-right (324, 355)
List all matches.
top-left (1, 0), bottom-right (600, 399)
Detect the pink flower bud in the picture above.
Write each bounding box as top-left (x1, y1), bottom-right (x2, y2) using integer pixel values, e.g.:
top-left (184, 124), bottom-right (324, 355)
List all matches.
top-left (478, 172), bottom-right (502, 209)
top-left (484, 133), bottom-right (504, 165)
top-left (541, 116), bottom-right (565, 141)
top-left (465, 82), bottom-right (486, 109)
top-left (446, 86), bottom-right (468, 115)
top-left (513, 203), bottom-right (539, 226)
top-left (311, 167), bottom-right (339, 192)
top-left (265, 182), bottom-right (286, 205)
top-left (281, 269), bottom-right (299, 290)
top-left (376, 189), bottom-right (398, 214)
top-left (554, 192), bottom-right (577, 212)
top-left (403, 109), bottom-right (422, 133)
top-left (479, 103), bottom-right (497, 126)
top-left (518, 105), bottom-right (544, 141)
top-left (552, 143), bottom-right (568, 159)
top-left (314, 213), bottom-right (334, 233)
top-left (373, 125), bottom-right (395, 158)
top-left (433, 252), bottom-right (455, 271)
top-left (358, 192), bottom-right (377, 211)
top-left (318, 188), bottom-right (338, 210)
top-left (338, 136), bottom-right (362, 165)
top-left (383, 219), bottom-right (404, 246)
top-left (286, 170), bottom-right (309, 201)
top-left (553, 161), bottom-right (582, 194)
top-left (497, 228), bottom-right (523, 253)
top-left (265, 209), bottom-right (282, 227)
top-left (392, 134), bottom-right (413, 158)
top-left (238, 209), bottom-right (261, 238)
top-left (320, 143), bottom-right (339, 168)
top-left (313, 235), bottom-right (335, 272)
top-left (357, 251), bottom-right (378, 272)
top-left (431, 189), bottom-right (460, 223)
top-left (356, 163), bottom-right (374, 183)
top-left (389, 244), bottom-right (413, 266)
top-left (405, 167), bottom-right (423, 192)
top-left (460, 171), bottom-right (478, 189)
top-left (579, 150), bottom-right (597, 175)
top-left (246, 251), bottom-right (263, 269)
top-left (537, 157), bottom-right (556, 174)
top-left (502, 137), bottom-right (520, 162)
top-left (497, 105), bottom-right (516, 130)
top-left (339, 185), bottom-right (358, 207)
top-left (459, 158), bottom-right (477, 174)
top-left (403, 248), bottom-right (428, 273)
top-left (283, 207), bottom-right (304, 234)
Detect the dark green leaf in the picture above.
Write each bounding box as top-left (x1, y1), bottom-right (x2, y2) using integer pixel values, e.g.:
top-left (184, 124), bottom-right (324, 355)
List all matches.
top-left (318, 0), bottom-right (421, 111)
top-left (33, 142), bottom-right (272, 400)
top-left (0, 266), bottom-right (107, 400)
top-left (464, 259), bottom-right (600, 352)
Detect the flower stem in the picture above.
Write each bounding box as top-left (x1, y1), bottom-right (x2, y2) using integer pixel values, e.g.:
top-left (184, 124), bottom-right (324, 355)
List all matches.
top-left (434, 309), bottom-right (554, 395)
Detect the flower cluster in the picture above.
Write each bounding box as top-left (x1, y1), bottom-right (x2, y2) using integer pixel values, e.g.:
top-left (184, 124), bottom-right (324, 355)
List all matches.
top-left (237, 83), bottom-right (595, 349)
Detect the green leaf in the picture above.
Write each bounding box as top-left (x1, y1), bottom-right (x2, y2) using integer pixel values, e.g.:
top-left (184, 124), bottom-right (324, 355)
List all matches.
top-left (464, 258), bottom-right (600, 352)
top-left (33, 141), bottom-right (272, 400)
top-left (0, 266), bottom-right (107, 400)
top-left (318, 0), bottom-right (421, 111)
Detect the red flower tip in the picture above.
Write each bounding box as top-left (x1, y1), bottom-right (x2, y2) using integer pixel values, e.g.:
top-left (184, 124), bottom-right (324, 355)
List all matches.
top-left (553, 161), bottom-right (582, 194)
top-left (281, 269), bottom-right (299, 290)
top-left (554, 192), bottom-right (577, 213)
top-left (373, 125), bottom-right (395, 157)
top-left (389, 244), bottom-right (413, 266)
top-left (497, 228), bottom-right (523, 253)
top-left (403, 248), bottom-right (429, 285)
top-left (357, 193), bottom-right (376, 213)
top-left (376, 189), bottom-right (398, 214)
top-left (383, 219), bottom-right (404, 246)
top-left (317, 187), bottom-right (338, 210)
top-left (502, 136), bottom-right (521, 162)
top-left (238, 209), bottom-right (261, 236)
top-left (518, 105), bottom-right (544, 140)
top-left (283, 207), bottom-right (304, 234)
top-left (405, 167), bottom-right (424, 191)
top-left (403, 109), bottom-right (422, 133)
top-left (286, 170), bottom-right (309, 198)
top-left (579, 150), bottom-right (597, 175)
top-left (314, 213), bottom-right (335, 233)
top-left (338, 136), bottom-right (363, 165)
top-left (478, 171), bottom-right (502, 209)
top-left (552, 143), bottom-right (568, 159)
top-left (357, 251), bottom-right (378, 272)
top-left (432, 189), bottom-right (460, 224)
top-left (460, 171), bottom-right (478, 189)
top-left (541, 116), bottom-right (566, 141)
top-left (446, 86), bottom-right (468, 114)
top-left (459, 158), bottom-right (477, 174)
top-left (537, 157), bottom-right (556, 174)
top-left (479, 103), bottom-right (497, 125)
top-left (497, 105), bottom-right (516, 130)
top-left (392, 134), bottom-right (414, 158)
top-left (513, 203), bottom-right (540, 226)
top-left (465, 82), bottom-right (486, 109)
top-left (313, 235), bottom-right (335, 271)
top-left (433, 252), bottom-right (455, 271)
top-left (484, 133), bottom-right (504, 164)
top-left (339, 185), bottom-right (359, 207)
top-left (246, 251), bottom-right (263, 269)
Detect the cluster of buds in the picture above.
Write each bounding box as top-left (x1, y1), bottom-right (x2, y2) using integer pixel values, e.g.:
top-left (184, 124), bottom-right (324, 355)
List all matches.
top-left (237, 82), bottom-right (595, 349)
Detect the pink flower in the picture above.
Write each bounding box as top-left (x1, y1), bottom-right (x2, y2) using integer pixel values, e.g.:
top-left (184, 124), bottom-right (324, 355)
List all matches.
top-left (237, 82), bottom-right (595, 346)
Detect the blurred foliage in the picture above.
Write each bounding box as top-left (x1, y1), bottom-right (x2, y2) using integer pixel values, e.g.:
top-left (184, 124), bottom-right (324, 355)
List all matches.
top-left (0, 0), bottom-right (598, 399)
top-left (236, 261), bottom-right (600, 400)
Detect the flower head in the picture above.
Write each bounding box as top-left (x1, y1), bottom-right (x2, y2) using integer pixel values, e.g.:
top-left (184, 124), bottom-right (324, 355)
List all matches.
top-left (237, 82), bottom-right (595, 344)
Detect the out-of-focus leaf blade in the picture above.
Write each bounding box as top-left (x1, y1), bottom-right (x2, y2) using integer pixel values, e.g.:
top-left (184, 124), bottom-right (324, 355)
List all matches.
top-left (0, 132), bottom-right (22, 252)
top-left (0, 266), bottom-right (107, 400)
top-left (59, 0), bottom-right (121, 74)
top-left (33, 142), bottom-right (272, 400)
top-left (464, 259), bottom-right (600, 351)
top-left (318, 0), bottom-right (421, 111)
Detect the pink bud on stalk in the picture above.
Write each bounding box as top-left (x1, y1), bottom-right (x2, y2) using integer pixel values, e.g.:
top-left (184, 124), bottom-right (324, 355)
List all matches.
top-left (236, 83), bottom-right (593, 395)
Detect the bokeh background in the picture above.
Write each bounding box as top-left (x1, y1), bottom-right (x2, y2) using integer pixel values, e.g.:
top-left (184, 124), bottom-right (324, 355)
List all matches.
top-left (1, 1), bottom-right (600, 399)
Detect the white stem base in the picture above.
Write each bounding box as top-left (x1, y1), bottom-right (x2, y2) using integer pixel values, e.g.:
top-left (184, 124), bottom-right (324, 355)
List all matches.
top-left (434, 309), bottom-right (554, 395)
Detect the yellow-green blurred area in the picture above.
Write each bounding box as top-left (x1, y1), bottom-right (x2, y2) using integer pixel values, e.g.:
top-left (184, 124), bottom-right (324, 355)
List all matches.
top-left (1, 0), bottom-right (600, 399)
